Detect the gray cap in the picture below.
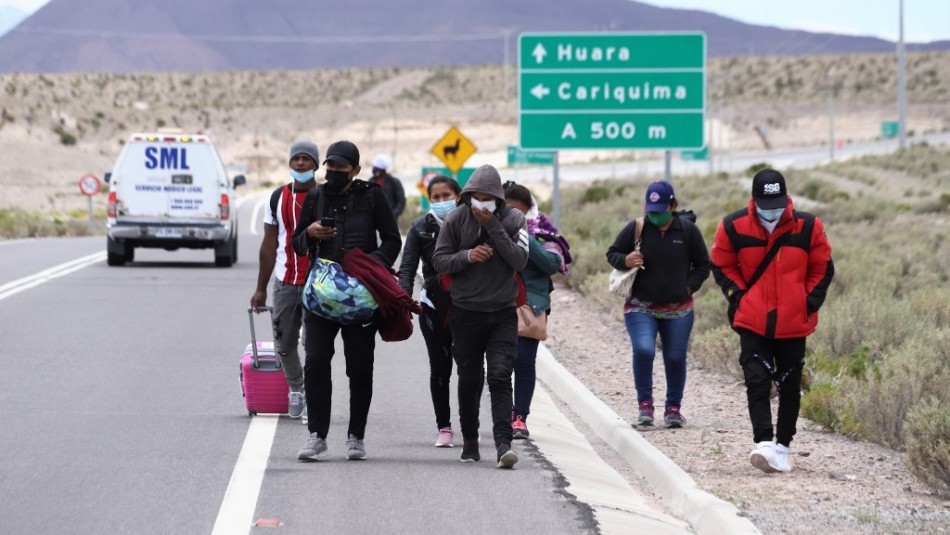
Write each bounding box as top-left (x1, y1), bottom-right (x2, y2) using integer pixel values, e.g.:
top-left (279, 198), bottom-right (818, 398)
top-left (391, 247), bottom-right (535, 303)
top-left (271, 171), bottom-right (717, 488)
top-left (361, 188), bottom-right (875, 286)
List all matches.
top-left (289, 140), bottom-right (320, 167)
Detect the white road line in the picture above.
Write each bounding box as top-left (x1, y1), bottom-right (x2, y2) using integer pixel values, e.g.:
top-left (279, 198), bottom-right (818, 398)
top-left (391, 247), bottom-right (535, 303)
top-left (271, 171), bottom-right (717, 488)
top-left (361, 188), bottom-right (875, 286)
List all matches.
top-left (0, 239), bottom-right (35, 247)
top-left (211, 415), bottom-right (279, 535)
top-left (0, 252), bottom-right (105, 302)
top-left (249, 197), bottom-right (267, 236)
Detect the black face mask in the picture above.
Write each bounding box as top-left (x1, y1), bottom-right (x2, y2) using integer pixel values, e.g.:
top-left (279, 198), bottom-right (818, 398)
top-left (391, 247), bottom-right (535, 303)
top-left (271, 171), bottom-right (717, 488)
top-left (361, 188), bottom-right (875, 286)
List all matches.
top-left (372, 168), bottom-right (385, 178)
top-left (324, 170), bottom-right (351, 193)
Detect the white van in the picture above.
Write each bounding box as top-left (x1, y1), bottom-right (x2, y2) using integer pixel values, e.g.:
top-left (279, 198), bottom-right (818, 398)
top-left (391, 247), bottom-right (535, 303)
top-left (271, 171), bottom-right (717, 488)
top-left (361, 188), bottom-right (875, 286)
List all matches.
top-left (105, 132), bottom-right (245, 267)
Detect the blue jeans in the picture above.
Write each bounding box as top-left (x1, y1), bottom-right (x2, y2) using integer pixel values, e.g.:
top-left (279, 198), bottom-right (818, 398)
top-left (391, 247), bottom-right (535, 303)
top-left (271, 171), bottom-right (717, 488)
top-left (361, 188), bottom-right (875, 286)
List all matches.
top-left (624, 310), bottom-right (694, 407)
top-left (513, 337), bottom-right (540, 417)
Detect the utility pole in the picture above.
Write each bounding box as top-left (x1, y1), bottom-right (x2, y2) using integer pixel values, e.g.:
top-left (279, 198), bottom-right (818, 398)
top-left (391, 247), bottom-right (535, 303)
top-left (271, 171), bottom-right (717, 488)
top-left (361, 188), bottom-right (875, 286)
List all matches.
top-left (828, 67), bottom-right (836, 163)
top-left (897, 0), bottom-right (907, 150)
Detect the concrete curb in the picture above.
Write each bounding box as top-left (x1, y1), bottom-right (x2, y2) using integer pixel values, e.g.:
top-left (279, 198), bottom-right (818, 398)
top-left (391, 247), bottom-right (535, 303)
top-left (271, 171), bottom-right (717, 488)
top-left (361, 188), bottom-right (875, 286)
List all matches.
top-left (536, 344), bottom-right (761, 535)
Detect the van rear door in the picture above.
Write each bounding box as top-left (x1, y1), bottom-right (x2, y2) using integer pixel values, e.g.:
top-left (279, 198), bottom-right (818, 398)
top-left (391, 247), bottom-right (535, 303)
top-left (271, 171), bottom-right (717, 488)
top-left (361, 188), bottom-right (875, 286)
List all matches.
top-left (112, 138), bottom-right (225, 221)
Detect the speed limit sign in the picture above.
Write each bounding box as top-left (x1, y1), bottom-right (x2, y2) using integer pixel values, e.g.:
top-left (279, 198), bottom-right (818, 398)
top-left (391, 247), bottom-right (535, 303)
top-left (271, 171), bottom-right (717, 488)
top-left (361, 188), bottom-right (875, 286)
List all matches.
top-left (78, 173), bottom-right (101, 196)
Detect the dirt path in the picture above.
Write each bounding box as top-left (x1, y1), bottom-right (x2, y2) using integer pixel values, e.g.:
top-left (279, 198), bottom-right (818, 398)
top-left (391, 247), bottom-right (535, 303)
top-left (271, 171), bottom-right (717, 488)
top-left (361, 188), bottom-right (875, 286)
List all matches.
top-left (543, 284), bottom-right (949, 534)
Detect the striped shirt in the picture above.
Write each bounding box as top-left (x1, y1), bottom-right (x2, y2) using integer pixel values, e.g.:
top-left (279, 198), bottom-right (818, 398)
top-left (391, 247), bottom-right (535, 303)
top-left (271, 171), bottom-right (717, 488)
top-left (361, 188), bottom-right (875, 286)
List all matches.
top-left (263, 185), bottom-right (310, 285)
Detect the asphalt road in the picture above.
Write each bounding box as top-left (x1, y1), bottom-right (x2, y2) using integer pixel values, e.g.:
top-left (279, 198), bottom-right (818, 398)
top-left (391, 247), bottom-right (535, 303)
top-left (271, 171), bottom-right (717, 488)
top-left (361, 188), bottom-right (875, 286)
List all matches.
top-left (0, 200), bottom-right (598, 534)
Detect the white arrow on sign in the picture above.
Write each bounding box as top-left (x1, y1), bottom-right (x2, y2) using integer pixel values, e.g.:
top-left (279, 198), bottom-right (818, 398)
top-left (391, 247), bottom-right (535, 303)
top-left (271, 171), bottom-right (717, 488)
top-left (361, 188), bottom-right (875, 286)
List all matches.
top-left (532, 43), bottom-right (547, 64)
top-left (530, 84), bottom-right (551, 100)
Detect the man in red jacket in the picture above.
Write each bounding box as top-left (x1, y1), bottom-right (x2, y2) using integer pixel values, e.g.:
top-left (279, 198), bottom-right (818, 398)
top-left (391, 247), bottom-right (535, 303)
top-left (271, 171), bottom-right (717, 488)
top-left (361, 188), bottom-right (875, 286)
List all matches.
top-left (710, 169), bottom-right (834, 474)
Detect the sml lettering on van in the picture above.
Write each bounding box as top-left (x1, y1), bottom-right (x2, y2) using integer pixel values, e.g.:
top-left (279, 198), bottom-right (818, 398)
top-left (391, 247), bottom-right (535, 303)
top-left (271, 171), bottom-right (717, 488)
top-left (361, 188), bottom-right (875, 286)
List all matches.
top-left (144, 147), bottom-right (191, 170)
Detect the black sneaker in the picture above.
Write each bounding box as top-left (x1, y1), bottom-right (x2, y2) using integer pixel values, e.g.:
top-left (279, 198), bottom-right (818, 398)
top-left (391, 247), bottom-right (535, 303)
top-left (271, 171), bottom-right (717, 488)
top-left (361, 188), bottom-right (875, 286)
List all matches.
top-left (460, 439), bottom-right (480, 463)
top-left (496, 442), bottom-right (518, 469)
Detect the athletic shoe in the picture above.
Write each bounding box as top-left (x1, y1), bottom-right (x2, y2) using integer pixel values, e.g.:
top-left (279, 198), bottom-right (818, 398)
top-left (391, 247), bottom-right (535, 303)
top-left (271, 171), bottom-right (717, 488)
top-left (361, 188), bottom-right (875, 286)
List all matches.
top-left (345, 434), bottom-right (366, 460)
top-left (638, 400), bottom-right (655, 426)
top-left (512, 414), bottom-right (530, 440)
top-left (460, 439), bottom-right (480, 463)
top-left (288, 389), bottom-right (305, 419)
top-left (772, 443), bottom-right (792, 473)
top-left (750, 441), bottom-right (786, 473)
top-left (435, 427), bottom-right (454, 448)
top-left (297, 433), bottom-right (327, 462)
top-left (496, 442), bottom-right (518, 469)
top-left (664, 405), bottom-right (686, 428)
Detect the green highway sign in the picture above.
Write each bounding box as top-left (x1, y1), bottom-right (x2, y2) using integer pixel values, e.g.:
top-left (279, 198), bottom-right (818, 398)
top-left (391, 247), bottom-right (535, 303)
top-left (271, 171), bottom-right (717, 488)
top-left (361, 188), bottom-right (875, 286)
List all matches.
top-left (519, 32), bottom-right (706, 150)
top-left (507, 145), bottom-right (555, 166)
top-left (881, 121), bottom-right (899, 138)
top-left (681, 146), bottom-right (709, 161)
top-left (418, 167), bottom-right (475, 210)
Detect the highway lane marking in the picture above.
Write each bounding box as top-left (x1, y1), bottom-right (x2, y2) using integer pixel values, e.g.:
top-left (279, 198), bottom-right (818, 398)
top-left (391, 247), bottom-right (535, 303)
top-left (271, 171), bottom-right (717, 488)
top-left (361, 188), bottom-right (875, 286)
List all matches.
top-left (0, 252), bottom-right (106, 302)
top-left (0, 239), bottom-right (36, 247)
top-left (211, 415), bottom-right (279, 535)
top-left (249, 196), bottom-right (267, 236)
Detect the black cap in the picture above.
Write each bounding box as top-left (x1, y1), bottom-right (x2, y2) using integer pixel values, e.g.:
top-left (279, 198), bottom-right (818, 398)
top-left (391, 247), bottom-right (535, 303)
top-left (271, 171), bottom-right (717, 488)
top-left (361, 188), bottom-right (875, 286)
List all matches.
top-left (323, 140), bottom-right (360, 167)
top-left (751, 169), bottom-right (788, 210)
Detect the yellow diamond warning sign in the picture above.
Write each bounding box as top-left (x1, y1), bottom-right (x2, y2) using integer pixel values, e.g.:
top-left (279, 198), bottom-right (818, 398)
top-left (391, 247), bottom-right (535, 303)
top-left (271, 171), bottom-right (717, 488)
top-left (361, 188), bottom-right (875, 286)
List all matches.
top-left (431, 126), bottom-right (477, 174)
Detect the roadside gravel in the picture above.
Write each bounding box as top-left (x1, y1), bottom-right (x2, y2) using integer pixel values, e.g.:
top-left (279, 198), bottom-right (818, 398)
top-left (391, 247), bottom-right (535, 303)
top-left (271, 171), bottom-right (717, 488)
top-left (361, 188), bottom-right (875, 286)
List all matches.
top-left (544, 284), bottom-right (949, 534)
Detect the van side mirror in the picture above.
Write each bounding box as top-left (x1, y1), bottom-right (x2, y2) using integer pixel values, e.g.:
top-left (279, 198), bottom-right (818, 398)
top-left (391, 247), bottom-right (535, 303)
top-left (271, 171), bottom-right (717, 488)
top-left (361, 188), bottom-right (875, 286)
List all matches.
top-left (104, 172), bottom-right (112, 184)
top-left (233, 175), bottom-right (246, 188)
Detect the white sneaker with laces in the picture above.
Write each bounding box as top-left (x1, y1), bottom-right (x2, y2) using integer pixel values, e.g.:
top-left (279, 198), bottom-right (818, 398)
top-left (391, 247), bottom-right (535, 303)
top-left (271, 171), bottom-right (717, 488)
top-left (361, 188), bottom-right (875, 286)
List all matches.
top-left (772, 443), bottom-right (792, 472)
top-left (750, 441), bottom-right (780, 473)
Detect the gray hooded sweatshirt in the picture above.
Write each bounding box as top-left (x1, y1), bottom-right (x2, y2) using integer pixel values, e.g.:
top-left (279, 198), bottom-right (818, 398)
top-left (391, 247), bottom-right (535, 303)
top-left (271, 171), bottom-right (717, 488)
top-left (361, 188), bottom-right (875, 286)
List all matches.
top-left (431, 164), bottom-right (529, 312)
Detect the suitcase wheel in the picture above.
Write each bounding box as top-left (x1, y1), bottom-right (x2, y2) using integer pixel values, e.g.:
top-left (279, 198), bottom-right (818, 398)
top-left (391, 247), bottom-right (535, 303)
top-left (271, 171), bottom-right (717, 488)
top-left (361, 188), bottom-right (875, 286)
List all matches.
top-left (248, 411), bottom-right (257, 416)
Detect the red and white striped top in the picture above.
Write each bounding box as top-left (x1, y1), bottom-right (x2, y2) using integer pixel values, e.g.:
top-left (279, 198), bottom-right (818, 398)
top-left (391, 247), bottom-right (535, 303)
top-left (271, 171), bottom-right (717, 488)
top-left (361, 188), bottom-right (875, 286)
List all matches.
top-left (263, 185), bottom-right (310, 285)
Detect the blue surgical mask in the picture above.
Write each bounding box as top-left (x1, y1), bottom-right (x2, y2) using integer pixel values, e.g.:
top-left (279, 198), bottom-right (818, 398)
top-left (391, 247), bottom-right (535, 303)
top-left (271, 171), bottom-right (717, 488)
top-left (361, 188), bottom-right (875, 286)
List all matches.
top-left (289, 169), bottom-right (314, 183)
top-left (756, 206), bottom-right (784, 222)
top-left (470, 198), bottom-right (496, 213)
top-left (430, 200), bottom-right (455, 219)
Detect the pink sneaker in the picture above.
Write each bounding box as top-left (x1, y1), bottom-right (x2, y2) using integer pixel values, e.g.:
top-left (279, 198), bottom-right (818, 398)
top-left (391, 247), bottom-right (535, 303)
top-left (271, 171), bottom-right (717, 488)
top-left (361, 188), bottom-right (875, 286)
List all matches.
top-left (512, 414), bottom-right (530, 439)
top-left (435, 427), bottom-right (454, 448)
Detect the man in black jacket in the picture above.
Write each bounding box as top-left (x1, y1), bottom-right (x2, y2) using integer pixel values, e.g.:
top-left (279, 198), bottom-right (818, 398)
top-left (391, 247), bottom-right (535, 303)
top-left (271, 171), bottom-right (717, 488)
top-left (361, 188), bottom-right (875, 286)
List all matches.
top-left (291, 140), bottom-right (401, 462)
top-left (371, 153), bottom-right (406, 221)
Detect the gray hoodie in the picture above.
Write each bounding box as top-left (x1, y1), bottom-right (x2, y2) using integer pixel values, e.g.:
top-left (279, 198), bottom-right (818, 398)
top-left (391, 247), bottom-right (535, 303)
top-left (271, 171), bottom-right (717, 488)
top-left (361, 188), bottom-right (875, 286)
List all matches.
top-left (431, 164), bottom-right (528, 312)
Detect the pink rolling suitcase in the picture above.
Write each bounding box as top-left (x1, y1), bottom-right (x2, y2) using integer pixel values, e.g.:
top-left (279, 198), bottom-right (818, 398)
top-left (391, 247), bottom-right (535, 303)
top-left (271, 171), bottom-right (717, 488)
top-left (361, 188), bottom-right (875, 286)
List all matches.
top-left (240, 307), bottom-right (290, 416)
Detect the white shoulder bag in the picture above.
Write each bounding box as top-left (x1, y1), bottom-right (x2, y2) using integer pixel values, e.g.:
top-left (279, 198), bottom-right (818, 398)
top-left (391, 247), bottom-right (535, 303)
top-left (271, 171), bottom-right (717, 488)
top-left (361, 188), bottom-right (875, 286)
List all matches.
top-left (607, 218), bottom-right (644, 297)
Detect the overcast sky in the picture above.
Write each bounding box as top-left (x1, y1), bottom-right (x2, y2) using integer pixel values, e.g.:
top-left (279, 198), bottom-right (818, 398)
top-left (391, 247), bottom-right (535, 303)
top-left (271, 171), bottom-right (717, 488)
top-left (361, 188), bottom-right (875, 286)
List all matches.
top-left (1, 0), bottom-right (948, 42)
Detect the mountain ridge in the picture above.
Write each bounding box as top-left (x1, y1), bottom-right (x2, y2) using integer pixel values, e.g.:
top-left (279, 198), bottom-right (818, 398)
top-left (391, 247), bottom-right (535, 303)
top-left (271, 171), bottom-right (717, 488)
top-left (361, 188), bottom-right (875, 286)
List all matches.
top-left (0, 0), bottom-right (946, 73)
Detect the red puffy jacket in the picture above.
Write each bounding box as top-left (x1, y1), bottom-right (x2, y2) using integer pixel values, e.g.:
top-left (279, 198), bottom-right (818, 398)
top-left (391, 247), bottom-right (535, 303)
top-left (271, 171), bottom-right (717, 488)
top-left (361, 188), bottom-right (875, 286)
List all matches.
top-left (710, 197), bottom-right (834, 339)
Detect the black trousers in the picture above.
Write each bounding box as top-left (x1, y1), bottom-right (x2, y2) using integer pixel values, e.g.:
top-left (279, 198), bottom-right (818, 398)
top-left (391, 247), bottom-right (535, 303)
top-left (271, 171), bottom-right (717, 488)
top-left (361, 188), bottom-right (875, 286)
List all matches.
top-left (450, 306), bottom-right (517, 444)
top-left (303, 310), bottom-right (377, 440)
top-left (738, 329), bottom-right (806, 447)
top-left (419, 304), bottom-right (454, 430)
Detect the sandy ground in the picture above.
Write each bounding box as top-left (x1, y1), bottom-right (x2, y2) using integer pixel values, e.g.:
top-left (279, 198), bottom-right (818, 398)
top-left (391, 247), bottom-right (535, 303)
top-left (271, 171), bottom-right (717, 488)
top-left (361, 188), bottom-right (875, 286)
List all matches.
top-left (543, 284), bottom-right (950, 534)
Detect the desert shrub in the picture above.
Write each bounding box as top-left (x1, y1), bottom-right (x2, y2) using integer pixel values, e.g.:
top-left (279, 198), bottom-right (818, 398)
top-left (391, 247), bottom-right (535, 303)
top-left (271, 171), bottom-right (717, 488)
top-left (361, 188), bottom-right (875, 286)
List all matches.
top-left (53, 125), bottom-right (77, 145)
top-left (745, 162), bottom-right (771, 175)
top-left (800, 381), bottom-right (843, 431)
top-left (690, 325), bottom-right (741, 378)
top-left (904, 398), bottom-right (950, 496)
top-left (0, 209), bottom-right (101, 238)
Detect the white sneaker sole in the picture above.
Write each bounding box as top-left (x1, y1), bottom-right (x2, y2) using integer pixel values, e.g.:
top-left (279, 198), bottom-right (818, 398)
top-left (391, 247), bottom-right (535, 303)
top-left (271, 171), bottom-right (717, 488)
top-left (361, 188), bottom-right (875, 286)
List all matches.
top-left (750, 453), bottom-right (779, 473)
top-left (497, 450), bottom-right (518, 469)
top-left (435, 442), bottom-right (454, 448)
top-left (297, 450), bottom-right (327, 462)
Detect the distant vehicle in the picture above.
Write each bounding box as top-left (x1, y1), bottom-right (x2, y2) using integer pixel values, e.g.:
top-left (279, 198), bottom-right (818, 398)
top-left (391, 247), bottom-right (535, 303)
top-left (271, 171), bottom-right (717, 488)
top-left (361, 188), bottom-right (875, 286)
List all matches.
top-left (105, 132), bottom-right (246, 267)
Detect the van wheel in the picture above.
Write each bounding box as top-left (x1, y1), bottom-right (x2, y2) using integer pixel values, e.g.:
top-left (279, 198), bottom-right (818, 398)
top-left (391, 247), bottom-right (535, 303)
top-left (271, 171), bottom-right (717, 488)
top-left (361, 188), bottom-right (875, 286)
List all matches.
top-left (215, 242), bottom-right (235, 267)
top-left (107, 252), bottom-right (126, 266)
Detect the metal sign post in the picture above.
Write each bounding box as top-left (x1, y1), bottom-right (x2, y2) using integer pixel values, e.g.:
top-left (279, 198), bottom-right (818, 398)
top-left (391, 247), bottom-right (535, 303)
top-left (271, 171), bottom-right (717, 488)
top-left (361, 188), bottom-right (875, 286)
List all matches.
top-left (552, 151), bottom-right (560, 227)
top-left (78, 173), bottom-right (101, 228)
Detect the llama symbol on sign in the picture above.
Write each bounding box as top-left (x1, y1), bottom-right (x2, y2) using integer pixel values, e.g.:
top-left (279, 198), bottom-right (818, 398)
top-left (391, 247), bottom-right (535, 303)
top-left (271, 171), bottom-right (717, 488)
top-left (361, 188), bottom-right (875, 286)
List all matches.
top-left (443, 138), bottom-right (461, 159)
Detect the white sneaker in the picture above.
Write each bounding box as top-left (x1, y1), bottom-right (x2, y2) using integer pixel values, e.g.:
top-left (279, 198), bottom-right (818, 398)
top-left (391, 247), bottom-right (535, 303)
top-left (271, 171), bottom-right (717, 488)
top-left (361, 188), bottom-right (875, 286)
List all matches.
top-left (772, 443), bottom-right (792, 472)
top-left (750, 441), bottom-right (781, 473)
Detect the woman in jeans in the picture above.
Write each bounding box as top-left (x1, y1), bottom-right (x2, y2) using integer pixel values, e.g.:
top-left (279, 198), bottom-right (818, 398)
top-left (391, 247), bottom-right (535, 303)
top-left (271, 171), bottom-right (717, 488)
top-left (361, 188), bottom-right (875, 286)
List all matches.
top-left (398, 175), bottom-right (462, 447)
top-left (504, 182), bottom-right (572, 439)
top-left (605, 180), bottom-right (710, 427)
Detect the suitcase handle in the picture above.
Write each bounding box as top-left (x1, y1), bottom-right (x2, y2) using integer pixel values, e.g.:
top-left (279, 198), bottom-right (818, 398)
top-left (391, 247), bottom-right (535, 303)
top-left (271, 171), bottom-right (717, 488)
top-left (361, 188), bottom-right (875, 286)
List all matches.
top-left (247, 306), bottom-right (281, 370)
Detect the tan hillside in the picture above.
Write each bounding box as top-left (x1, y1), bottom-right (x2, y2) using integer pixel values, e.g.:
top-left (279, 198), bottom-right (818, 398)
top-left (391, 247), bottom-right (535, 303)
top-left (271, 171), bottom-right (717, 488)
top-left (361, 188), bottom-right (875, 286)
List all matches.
top-left (0, 51), bottom-right (948, 213)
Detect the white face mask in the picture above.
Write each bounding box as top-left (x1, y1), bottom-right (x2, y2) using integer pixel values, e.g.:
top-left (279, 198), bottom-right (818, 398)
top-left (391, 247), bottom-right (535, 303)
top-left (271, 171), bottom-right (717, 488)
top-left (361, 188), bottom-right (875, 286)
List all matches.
top-left (470, 198), bottom-right (496, 213)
